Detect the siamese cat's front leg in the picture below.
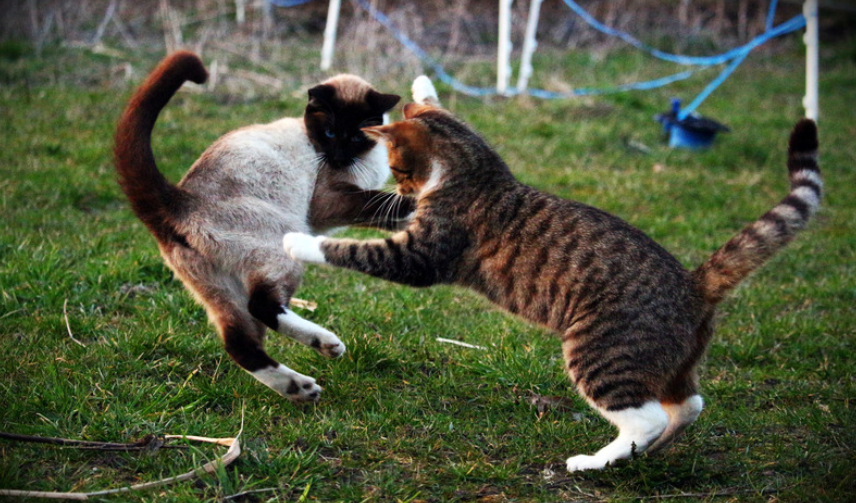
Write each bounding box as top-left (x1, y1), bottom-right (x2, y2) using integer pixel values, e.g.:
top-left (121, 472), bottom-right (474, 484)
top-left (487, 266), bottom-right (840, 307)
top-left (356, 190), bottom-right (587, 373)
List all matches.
top-left (283, 227), bottom-right (465, 287)
top-left (309, 182), bottom-right (415, 232)
top-left (346, 189), bottom-right (416, 231)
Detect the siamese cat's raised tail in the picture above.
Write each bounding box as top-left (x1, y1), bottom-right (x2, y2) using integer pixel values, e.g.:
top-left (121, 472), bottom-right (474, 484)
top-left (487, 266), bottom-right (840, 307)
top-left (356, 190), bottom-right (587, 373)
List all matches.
top-left (114, 51), bottom-right (207, 248)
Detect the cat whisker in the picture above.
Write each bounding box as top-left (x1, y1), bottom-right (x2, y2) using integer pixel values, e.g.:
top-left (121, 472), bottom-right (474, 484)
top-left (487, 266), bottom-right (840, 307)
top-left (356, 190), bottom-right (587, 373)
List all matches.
top-left (349, 158), bottom-right (367, 183)
top-left (365, 189), bottom-right (395, 207)
top-left (385, 192), bottom-right (402, 227)
top-left (385, 191), bottom-right (404, 227)
top-left (366, 191), bottom-right (397, 227)
top-left (352, 157), bottom-right (377, 189)
top-left (380, 193), bottom-right (399, 226)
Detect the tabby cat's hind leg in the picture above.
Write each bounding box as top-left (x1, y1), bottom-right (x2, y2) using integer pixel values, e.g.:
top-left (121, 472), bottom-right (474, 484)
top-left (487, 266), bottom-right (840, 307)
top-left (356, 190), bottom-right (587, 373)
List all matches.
top-left (646, 395), bottom-right (704, 453)
top-left (566, 401), bottom-right (669, 472)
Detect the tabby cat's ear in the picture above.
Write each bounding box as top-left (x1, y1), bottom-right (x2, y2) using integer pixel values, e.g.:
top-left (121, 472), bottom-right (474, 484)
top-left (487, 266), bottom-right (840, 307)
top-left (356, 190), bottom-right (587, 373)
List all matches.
top-left (361, 124), bottom-right (395, 141)
top-left (364, 121), bottom-right (428, 146)
top-left (402, 103), bottom-right (435, 119)
top-left (367, 91), bottom-right (401, 114)
top-left (307, 84), bottom-right (336, 111)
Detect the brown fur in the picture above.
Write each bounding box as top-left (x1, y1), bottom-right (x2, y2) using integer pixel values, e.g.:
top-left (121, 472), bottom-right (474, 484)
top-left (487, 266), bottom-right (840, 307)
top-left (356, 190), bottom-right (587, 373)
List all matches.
top-left (113, 51), bottom-right (411, 400)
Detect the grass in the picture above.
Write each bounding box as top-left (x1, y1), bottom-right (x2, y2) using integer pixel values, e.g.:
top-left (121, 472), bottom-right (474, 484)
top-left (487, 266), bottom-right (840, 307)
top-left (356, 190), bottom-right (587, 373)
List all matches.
top-left (1, 34), bottom-right (855, 502)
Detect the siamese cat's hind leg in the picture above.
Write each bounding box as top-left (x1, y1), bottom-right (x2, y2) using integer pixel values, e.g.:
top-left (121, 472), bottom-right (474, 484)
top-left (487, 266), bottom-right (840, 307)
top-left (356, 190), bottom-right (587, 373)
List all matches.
top-left (174, 251), bottom-right (324, 401)
top-left (211, 301), bottom-right (322, 401)
top-left (247, 274), bottom-right (345, 359)
top-left (243, 243), bottom-right (345, 358)
top-left (276, 308), bottom-right (345, 358)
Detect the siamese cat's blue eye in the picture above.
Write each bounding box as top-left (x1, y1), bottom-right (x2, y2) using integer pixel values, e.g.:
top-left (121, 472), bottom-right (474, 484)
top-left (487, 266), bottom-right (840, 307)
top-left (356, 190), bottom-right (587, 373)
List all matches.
top-left (325, 129), bottom-right (335, 138)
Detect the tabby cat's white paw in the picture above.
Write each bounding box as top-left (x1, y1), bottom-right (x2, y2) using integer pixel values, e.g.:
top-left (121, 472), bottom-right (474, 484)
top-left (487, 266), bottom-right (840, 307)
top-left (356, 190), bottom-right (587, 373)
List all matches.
top-left (283, 233), bottom-right (327, 264)
top-left (566, 454), bottom-right (610, 472)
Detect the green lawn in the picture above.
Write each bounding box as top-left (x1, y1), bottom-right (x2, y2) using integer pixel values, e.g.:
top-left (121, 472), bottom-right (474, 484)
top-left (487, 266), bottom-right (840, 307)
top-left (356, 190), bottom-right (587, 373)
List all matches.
top-left (1, 36), bottom-right (854, 502)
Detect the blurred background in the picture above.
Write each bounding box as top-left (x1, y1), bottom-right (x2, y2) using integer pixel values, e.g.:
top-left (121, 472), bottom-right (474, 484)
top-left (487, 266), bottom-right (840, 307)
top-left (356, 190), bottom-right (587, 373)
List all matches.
top-left (2, 0), bottom-right (854, 99)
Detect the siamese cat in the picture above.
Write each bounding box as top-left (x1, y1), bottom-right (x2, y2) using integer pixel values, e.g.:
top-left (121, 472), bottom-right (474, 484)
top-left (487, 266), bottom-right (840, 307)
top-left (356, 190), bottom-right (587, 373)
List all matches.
top-left (283, 77), bottom-right (821, 469)
top-left (114, 50), bottom-right (412, 401)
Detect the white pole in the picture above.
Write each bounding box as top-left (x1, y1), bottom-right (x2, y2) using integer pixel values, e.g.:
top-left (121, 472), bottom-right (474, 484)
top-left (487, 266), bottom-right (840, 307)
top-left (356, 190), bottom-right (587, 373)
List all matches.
top-left (320, 0), bottom-right (342, 71)
top-left (516, 0), bottom-right (543, 94)
top-left (803, 0), bottom-right (819, 120)
top-left (497, 0), bottom-right (514, 96)
top-left (235, 0), bottom-right (245, 25)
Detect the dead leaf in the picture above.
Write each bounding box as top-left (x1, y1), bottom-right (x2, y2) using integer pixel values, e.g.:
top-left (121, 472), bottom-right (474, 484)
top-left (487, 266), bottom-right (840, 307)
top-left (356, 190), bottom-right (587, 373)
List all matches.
top-left (289, 298), bottom-right (318, 311)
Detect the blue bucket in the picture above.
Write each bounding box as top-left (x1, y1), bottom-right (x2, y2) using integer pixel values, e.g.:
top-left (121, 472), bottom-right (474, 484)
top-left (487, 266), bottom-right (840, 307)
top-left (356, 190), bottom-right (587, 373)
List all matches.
top-left (668, 123), bottom-right (720, 149)
top-left (656, 99), bottom-right (729, 150)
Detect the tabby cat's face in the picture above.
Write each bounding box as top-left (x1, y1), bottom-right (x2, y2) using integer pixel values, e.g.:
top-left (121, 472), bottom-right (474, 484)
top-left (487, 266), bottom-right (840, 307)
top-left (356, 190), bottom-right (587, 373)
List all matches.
top-left (304, 78), bottom-right (400, 171)
top-left (363, 107), bottom-right (439, 196)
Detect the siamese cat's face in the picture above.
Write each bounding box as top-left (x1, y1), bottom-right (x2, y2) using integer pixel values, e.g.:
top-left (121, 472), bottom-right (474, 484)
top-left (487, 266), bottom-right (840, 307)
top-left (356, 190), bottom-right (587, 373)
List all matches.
top-left (304, 75), bottom-right (400, 170)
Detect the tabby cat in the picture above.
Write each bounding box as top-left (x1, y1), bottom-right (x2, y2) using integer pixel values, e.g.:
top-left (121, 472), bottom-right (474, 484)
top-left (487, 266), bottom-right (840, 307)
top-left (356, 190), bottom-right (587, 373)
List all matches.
top-left (282, 77), bottom-right (822, 469)
top-left (114, 51), bottom-right (411, 401)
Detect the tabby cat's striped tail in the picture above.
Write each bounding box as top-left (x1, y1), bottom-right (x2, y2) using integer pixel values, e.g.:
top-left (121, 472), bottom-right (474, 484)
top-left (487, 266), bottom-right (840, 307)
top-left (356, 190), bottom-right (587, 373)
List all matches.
top-left (694, 119), bottom-right (821, 305)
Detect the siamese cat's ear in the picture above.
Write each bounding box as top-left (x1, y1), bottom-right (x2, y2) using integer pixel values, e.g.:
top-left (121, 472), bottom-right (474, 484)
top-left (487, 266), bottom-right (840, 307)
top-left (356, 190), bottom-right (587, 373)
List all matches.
top-left (361, 124), bottom-right (395, 141)
top-left (307, 84), bottom-right (336, 111)
top-left (367, 91), bottom-right (401, 114)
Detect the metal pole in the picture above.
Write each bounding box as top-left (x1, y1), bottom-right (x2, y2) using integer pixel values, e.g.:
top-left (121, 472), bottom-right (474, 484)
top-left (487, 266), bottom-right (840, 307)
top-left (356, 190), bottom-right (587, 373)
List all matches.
top-left (497, 0), bottom-right (514, 96)
top-left (321, 0), bottom-right (342, 71)
top-left (803, 0), bottom-right (819, 120)
top-left (517, 0), bottom-right (543, 94)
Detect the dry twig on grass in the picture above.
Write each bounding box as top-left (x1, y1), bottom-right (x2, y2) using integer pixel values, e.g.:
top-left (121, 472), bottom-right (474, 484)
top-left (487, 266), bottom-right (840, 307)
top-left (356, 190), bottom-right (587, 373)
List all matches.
top-left (0, 422), bottom-right (243, 499)
top-left (62, 299), bottom-right (86, 347)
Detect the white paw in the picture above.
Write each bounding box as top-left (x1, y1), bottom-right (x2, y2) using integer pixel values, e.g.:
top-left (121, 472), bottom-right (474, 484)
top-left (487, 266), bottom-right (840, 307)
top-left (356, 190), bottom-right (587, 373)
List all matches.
top-left (566, 454), bottom-right (609, 472)
top-left (283, 232), bottom-right (327, 264)
top-left (251, 365), bottom-right (322, 402)
top-left (276, 309), bottom-right (345, 358)
top-left (314, 336), bottom-right (346, 358)
top-left (284, 375), bottom-right (322, 402)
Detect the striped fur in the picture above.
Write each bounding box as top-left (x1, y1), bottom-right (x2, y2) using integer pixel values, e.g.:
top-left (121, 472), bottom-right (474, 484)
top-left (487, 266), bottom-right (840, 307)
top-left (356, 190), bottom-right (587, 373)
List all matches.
top-left (694, 119), bottom-right (822, 304)
top-left (283, 98), bottom-right (820, 469)
top-left (114, 51), bottom-right (409, 401)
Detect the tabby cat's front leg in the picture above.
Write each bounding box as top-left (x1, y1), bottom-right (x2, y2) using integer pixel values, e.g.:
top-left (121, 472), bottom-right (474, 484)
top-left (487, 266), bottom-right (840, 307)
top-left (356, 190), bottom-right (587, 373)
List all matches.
top-left (282, 233), bottom-right (329, 265)
top-left (283, 229), bottom-right (463, 287)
